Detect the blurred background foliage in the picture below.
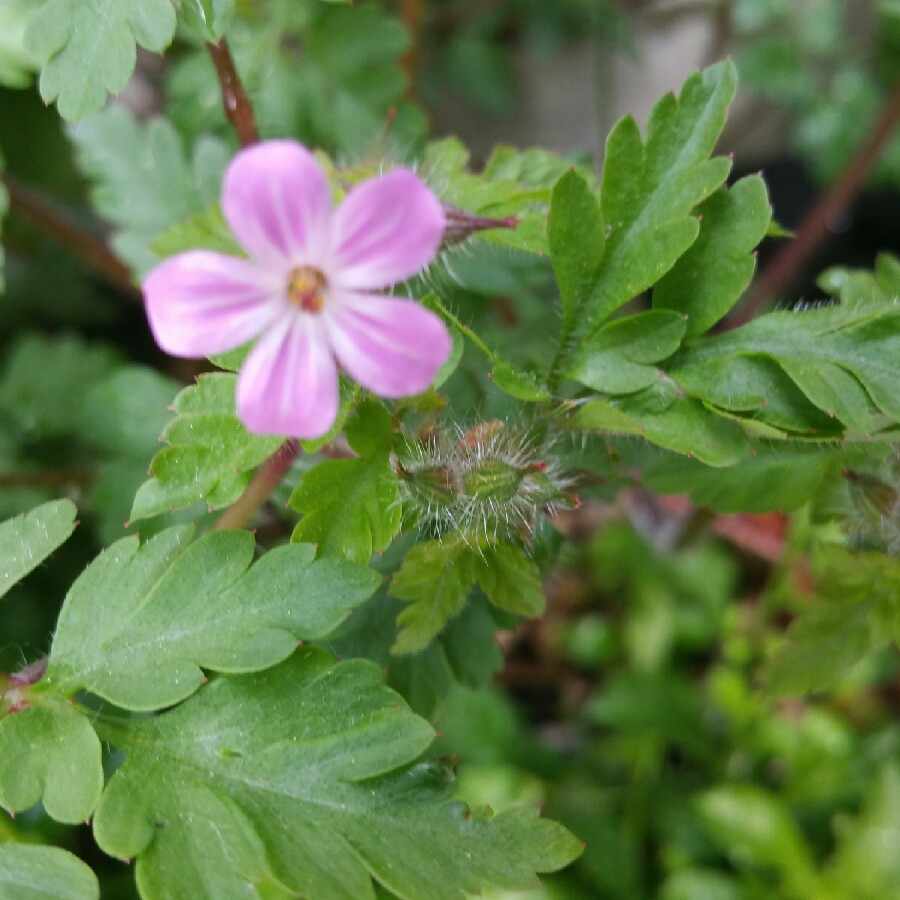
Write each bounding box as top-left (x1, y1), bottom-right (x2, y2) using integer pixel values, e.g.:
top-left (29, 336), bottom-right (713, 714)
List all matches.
top-left (1, 0), bottom-right (899, 897)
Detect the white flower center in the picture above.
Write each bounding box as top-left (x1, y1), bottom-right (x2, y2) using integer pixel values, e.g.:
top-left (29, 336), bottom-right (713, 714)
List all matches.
top-left (287, 266), bottom-right (327, 314)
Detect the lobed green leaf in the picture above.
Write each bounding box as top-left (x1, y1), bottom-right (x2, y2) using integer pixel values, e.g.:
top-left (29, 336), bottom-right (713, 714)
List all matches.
top-left (391, 540), bottom-right (545, 654)
top-left (0, 701), bottom-right (103, 823)
top-left (130, 373), bottom-right (283, 522)
top-left (25, 0), bottom-right (177, 122)
top-left (92, 651), bottom-right (581, 899)
top-left (587, 61), bottom-right (737, 330)
top-left (43, 526), bottom-right (380, 710)
top-left (653, 175), bottom-right (772, 335)
top-left (290, 402), bottom-right (401, 564)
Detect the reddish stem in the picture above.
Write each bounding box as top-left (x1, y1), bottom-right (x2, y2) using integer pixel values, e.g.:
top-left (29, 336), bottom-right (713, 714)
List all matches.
top-left (732, 79), bottom-right (900, 327)
top-left (212, 440), bottom-right (300, 531)
top-left (207, 39), bottom-right (259, 147)
top-left (2, 175), bottom-right (137, 296)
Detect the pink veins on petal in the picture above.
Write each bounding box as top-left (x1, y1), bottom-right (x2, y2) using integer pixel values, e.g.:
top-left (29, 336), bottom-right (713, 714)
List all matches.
top-left (142, 139), bottom-right (451, 438)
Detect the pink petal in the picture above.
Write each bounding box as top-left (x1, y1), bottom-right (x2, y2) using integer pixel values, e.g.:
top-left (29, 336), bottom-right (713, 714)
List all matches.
top-left (326, 294), bottom-right (452, 397)
top-left (222, 141), bottom-right (333, 269)
top-left (331, 170), bottom-right (445, 290)
top-left (236, 316), bottom-right (339, 438)
top-left (143, 251), bottom-right (283, 357)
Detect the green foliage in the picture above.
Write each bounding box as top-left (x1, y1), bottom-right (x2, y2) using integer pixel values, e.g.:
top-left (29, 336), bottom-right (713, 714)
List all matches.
top-left (566, 388), bottom-right (747, 466)
top-left (696, 785), bottom-right (816, 894)
top-left (672, 303), bottom-right (900, 436)
top-left (0, 0), bottom-right (40, 88)
top-left (43, 525), bottom-right (379, 709)
top-left (586, 61), bottom-right (737, 330)
top-left (25, 0), bottom-right (177, 122)
top-left (290, 401), bottom-right (401, 564)
top-left (131, 373), bottom-right (284, 522)
top-left (168, 2), bottom-right (422, 158)
top-left (764, 549), bottom-right (899, 695)
top-left (0, 500), bottom-right (76, 601)
top-left (567, 310), bottom-right (687, 394)
top-left (71, 107), bottom-right (230, 276)
top-left (0, 700), bottom-right (103, 823)
top-left (734, 0), bottom-right (900, 187)
top-left (5, 17), bottom-right (900, 897)
top-left (92, 651), bottom-right (581, 899)
top-left (548, 170), bottom-right (605, 364)
top-left (653, 175), bottom-right (772, 336)
top-left (391, 539), bottom-right (544, 654)
top-left (643, 445), bottom-right (846, 513)
top-left (0, 844), bottom-right (99, 900)
top-left (0, 333), bottom-right (119, 437)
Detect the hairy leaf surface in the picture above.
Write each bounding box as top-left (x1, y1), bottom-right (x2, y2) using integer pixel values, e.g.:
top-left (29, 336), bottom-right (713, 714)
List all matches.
top-left (0, 500), bottom-right (77, 601)
top-left (587, 61), bottom-right (737, 330)
top-left (25, 0), bottom-right (177, 121)
top-left (93, 652), bottom-right (582, 900)
top-left (44, 526), bottom-right (380, 710)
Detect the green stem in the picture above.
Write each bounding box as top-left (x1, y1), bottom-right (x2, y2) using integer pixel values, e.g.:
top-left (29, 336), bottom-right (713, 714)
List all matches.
top-left (434, 301), bottom-right (498, 364)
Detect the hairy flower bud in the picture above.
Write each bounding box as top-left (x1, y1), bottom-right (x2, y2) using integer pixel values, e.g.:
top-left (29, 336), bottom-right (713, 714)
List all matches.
top-left (396, 422), bottom-right (574, 543)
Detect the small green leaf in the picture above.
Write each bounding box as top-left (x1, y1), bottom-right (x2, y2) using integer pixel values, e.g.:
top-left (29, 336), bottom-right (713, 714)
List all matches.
top-left (549, 170), bottom-right (605, 341)
top-left (0, 333), bottom-right (119, 437)
top-left (0, 702), bottom-right (103, 823)
top-left (92, 651), bottom-right (581, 899)
top-left (391, 540), bottom-right (545, 654)
top-left (392, 541), bottom-right (475, 654)
top-left (477, 543), bottom-right (545, 617)
top-left (654, 175), bottom-right (772, 335)
top-left (0, 500), bottom-right (77, 602)
top-left (587, 61), bottom-right (737, 330)
top-left (44, 526), bottom-right (380, 710)
top-left (25, 0), bottom-right (177, 121)
top-left (490, 362), bottom-right (550, 401)
top-left (290, 428), bottom-right (401, 565)
top-left (568, 310), bottom-right (687, 394)
top-left (0, 0), bottom-right (41, 89)
top-left (0, 844), bottom-right (99, 900)
top-left (130, 374), bottom-right (284, 522)
top-left (819, 763), bottom-right (900, 899)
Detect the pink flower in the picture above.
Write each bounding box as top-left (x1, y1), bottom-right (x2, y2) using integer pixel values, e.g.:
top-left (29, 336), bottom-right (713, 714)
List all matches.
top-left (143, 140), bottom-right (452, 438)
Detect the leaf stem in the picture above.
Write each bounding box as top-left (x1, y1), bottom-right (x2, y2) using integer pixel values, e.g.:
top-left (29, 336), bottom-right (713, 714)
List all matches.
top-left (207, 39), bottom-right (259, 148)
top-left (434, 301), bottom-right (498, 363)
top-left (731, 78), bottom-right (900, 327)
top-left (2, 175), bottom-right (138, 297)
top-left (212, 440), bottom-right (300, 531)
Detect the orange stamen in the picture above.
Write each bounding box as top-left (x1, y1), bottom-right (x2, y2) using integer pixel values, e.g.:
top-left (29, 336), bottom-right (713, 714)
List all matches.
top-left (287, 266), bottom-right (327, 313)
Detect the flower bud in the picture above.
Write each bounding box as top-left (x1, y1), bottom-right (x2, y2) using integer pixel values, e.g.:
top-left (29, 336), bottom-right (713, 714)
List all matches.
top-left (396, 422), bottom-right (573, 543)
